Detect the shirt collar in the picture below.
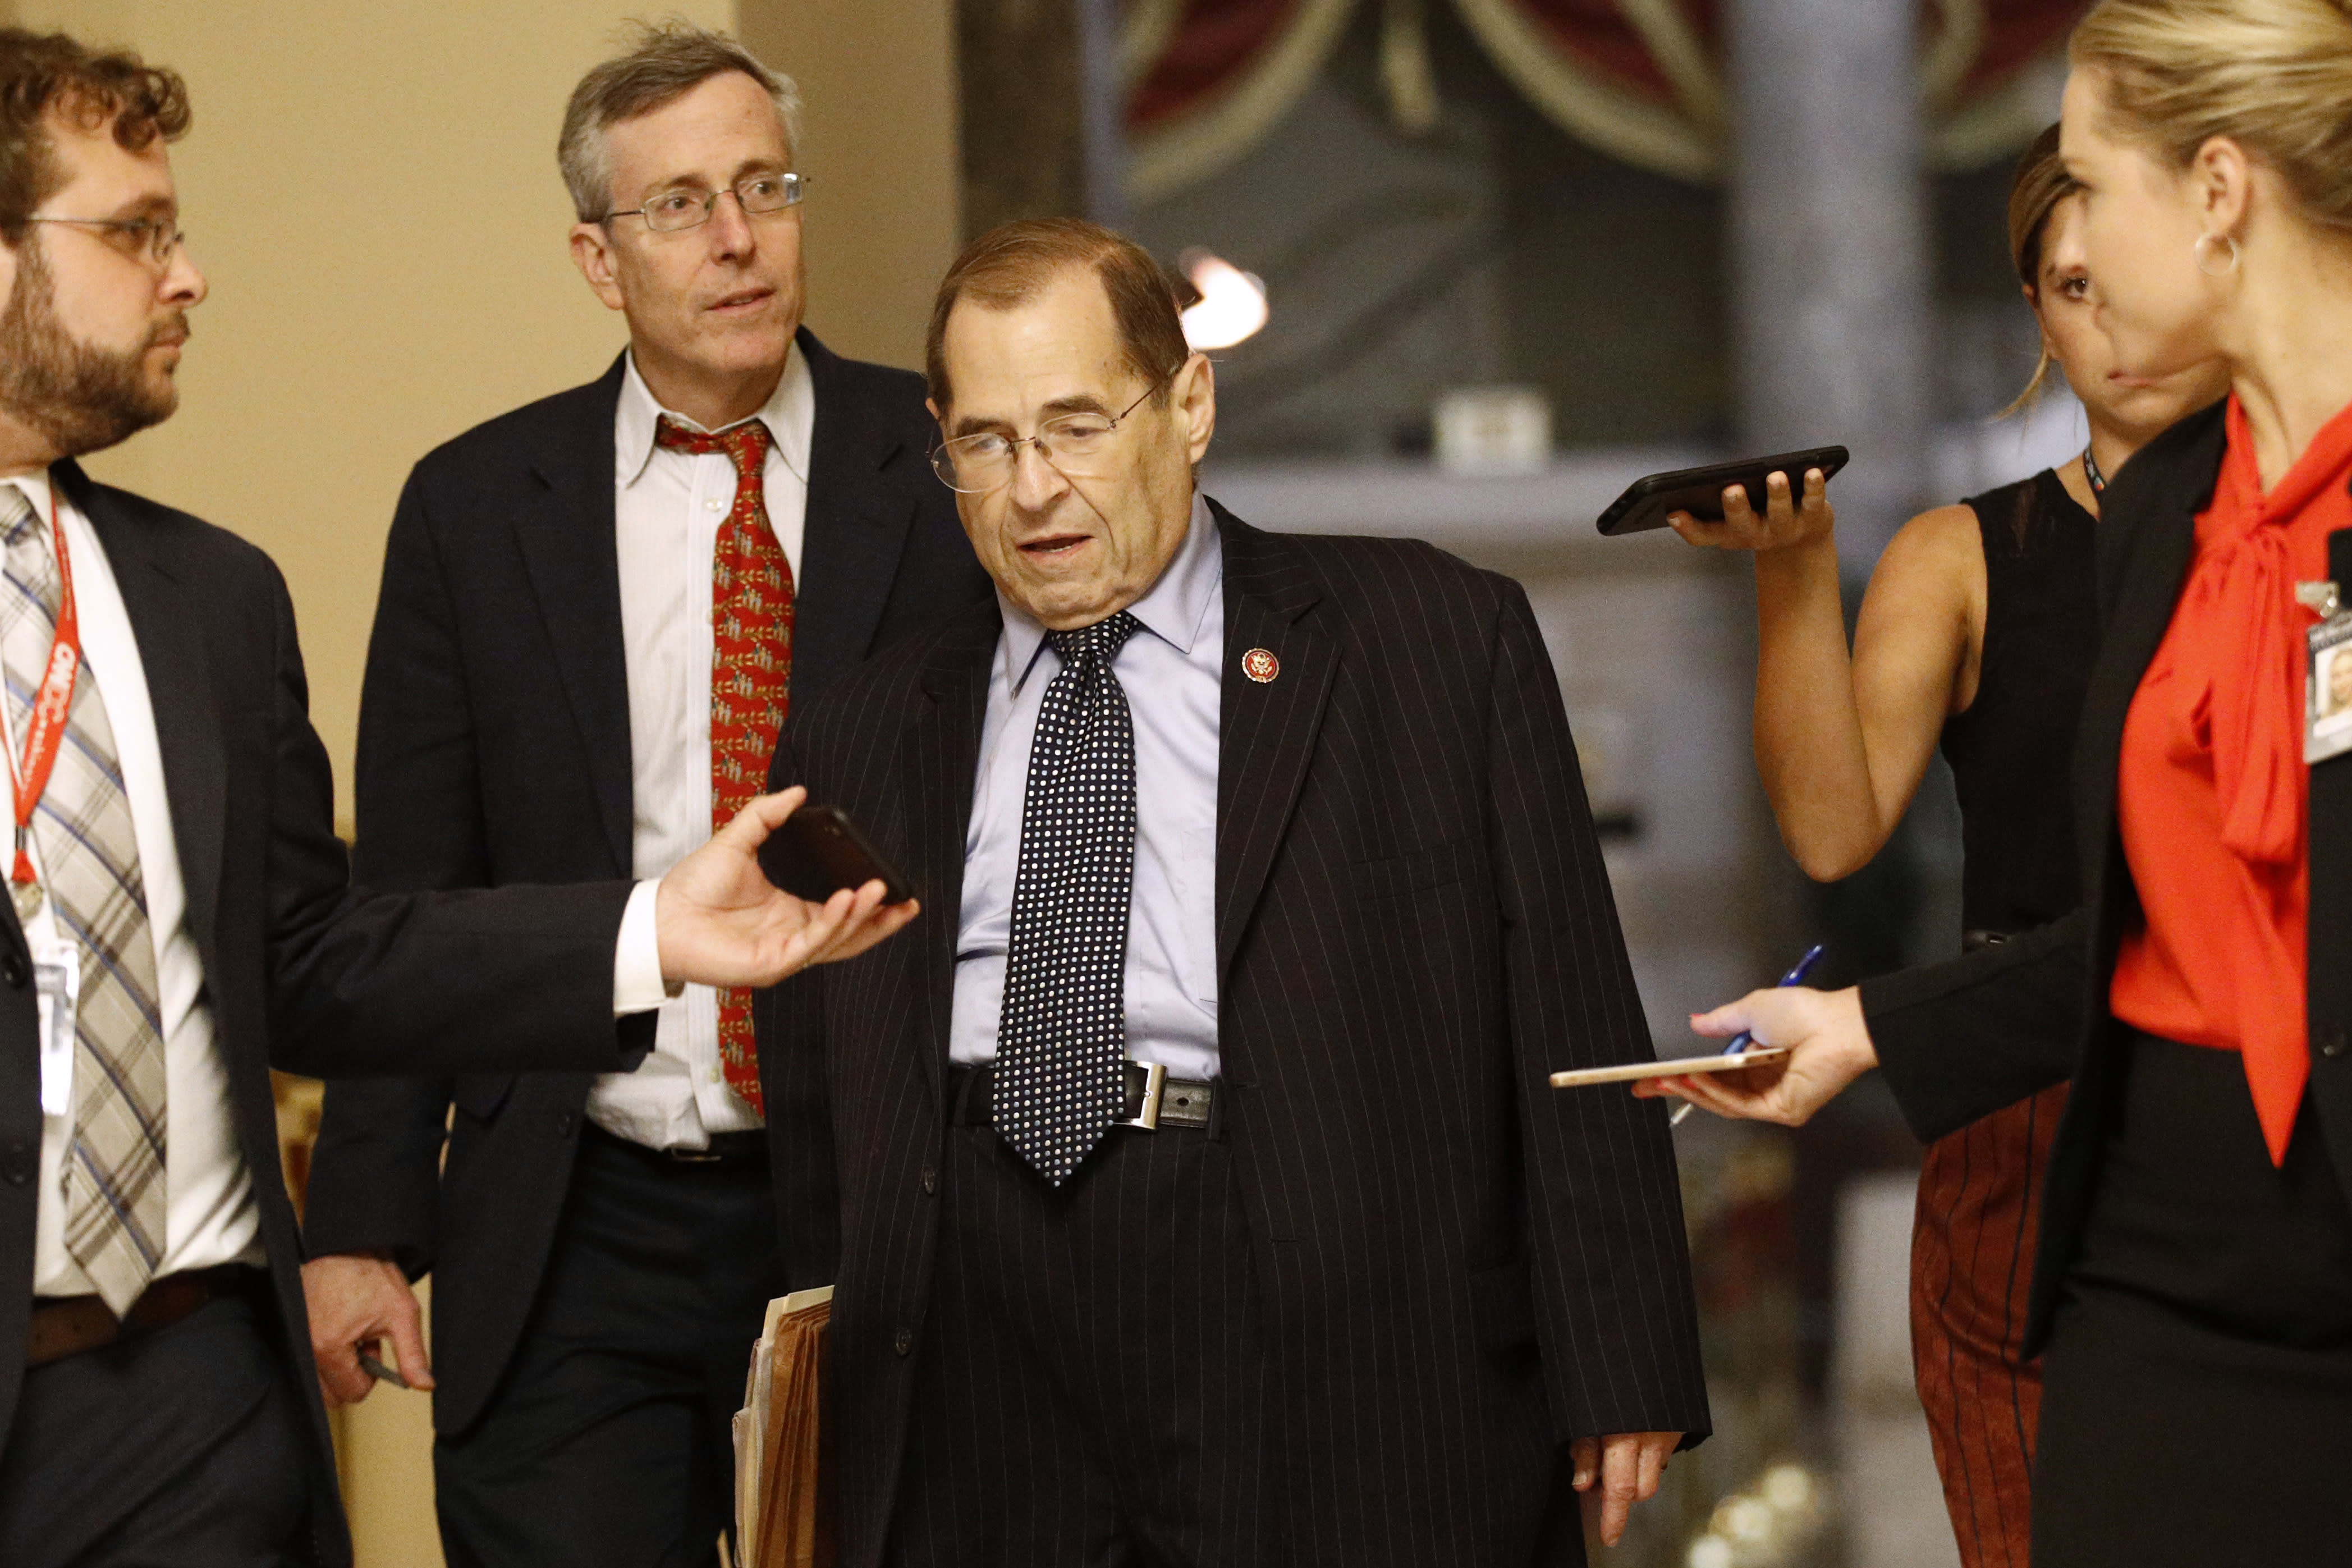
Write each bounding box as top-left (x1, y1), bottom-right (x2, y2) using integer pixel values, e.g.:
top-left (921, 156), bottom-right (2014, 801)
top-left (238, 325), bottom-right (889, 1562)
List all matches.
top-left (615, 337), bottom-right (814, 488)
top-left (998, 490), bottom-right (1222, 696)
top-left (0, 469), bottom-right (52, 525)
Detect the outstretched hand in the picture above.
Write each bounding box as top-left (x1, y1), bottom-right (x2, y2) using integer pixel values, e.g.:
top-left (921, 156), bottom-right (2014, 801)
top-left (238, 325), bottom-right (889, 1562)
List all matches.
top-left (1666, 466), bottom-right (1835, 554)
top-left (1631, 984), bottom-right (1877, 1126)
top-left (655, 788), bottom-right (919, 989)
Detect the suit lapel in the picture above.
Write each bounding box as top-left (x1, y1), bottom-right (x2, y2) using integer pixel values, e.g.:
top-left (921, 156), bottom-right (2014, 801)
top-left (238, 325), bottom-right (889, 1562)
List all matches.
top-left (515, 357), bottom-right (635, 875)
top-left (795, 330), bottom-right (922, 703)
top-left (1213, 507), bottom-right (1337, 983)
top-left (905, 604), bottom-right (998, 1108)
top-left (2073, 406), bottom-right (2226, 918)
top-left (60, 462), bottom-right (228, 976)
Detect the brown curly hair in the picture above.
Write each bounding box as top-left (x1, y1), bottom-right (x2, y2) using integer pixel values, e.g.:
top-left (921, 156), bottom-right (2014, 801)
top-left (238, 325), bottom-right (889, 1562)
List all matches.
top-left (0, 29), bottom-right (190, 246)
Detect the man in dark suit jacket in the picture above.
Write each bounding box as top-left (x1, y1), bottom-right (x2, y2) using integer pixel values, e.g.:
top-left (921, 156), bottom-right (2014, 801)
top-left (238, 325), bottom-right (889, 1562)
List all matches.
top-left (765, 218), bottom-right (1708, 1567)
top-left (300, 22), bottom-right (988, 1568)
top-left (0, 31), bottom-right (911, 1568)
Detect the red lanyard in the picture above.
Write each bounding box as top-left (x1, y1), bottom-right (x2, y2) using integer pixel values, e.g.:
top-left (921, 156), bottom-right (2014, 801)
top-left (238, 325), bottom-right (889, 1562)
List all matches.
top-left (9, 482), bottom-right (79, 891)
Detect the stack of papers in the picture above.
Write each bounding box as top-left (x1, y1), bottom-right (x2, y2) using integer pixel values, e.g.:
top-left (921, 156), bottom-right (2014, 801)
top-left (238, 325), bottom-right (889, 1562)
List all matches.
top-left (732, 1285), bottom-right (835, 1567)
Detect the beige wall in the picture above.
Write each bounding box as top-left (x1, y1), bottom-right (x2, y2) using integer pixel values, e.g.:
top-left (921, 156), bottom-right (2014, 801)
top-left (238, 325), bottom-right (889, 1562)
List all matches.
top-left (745, 0), bottom-right (960, 373)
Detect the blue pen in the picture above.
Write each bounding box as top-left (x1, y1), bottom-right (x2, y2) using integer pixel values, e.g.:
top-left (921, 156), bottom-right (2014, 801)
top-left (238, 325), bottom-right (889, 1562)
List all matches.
top-left (1670, 943), bottom-right (1826, 1126)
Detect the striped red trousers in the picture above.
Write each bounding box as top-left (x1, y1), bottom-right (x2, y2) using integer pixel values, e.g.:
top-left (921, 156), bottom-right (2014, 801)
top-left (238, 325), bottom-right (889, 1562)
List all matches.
top-left (1909, 1083), bottom-right (2067, 1568)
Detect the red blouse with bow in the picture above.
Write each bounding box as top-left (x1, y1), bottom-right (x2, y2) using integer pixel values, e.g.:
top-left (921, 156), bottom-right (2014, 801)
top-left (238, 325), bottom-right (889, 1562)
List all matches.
top-left (2111, 395), bottom-right (2352, 1166)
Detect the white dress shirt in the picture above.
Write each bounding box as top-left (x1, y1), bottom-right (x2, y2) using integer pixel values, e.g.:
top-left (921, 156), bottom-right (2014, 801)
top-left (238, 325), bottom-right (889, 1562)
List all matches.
top-left (590, 345), bottom-right (815, 1148)
top-left (18, 471), bottom-right (263, 1292)
top-left (949, 493), bottom-right (1225, 1080)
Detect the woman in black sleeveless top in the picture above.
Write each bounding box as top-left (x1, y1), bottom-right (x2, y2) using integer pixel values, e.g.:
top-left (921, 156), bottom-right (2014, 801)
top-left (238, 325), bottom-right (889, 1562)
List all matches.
top-left (1664, 128), bottom-right (2226, 1566)
top-left (1940, 470), bottom-right (2101, 941)
top-left (1906, 465), bottom-right (2096, 1568)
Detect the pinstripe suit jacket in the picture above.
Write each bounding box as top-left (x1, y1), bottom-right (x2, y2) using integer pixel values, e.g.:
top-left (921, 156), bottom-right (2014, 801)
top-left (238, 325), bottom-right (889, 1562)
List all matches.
top-left (760, 501), bottom-right (1709, 1565)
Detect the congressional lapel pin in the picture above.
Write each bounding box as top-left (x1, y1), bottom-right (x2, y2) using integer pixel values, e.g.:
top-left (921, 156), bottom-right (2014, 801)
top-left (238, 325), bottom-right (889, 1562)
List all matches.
top-left (1242, 647), bottom-right (1279, 684)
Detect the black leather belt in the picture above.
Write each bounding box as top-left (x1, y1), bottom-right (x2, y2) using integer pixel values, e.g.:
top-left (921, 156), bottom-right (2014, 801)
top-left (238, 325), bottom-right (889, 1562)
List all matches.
top-left (950, 1061), bottom-right (1214, 1131)
top-left (27, 1263), bottom-right (259, 1368)
top-left (1962, 929), bottom-right (2014, 955)
top-left (584, 1121), bottom-right (769, 1166)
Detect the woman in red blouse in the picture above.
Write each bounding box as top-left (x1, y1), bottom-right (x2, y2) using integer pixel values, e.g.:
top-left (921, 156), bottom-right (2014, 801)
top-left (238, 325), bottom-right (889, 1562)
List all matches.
top-left (1648, 0), bottom-right (2352, 1560)
top-left (1668, 126), bottom-right (2226, 1567)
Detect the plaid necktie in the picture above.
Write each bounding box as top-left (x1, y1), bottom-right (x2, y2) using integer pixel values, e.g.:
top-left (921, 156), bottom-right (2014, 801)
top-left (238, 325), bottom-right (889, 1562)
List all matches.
top-left (654, 415), bottom-right (792, 1116)
top-left (994, 612), bottom-right (1141, 1184)
top-left (0, 486), bottom-right (166, 1316)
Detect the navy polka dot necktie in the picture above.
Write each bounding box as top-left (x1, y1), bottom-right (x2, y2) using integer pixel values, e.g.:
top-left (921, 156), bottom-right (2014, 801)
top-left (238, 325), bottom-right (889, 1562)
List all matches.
top-left (994, 611), bottom-right (1142, 1184)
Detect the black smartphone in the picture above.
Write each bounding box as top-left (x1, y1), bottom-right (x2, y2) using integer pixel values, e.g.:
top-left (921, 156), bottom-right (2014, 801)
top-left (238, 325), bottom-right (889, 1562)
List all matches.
top-left (762, 803), bottom-right (916, 906)
top-left (1595, 444), bottom-right (1851, 536)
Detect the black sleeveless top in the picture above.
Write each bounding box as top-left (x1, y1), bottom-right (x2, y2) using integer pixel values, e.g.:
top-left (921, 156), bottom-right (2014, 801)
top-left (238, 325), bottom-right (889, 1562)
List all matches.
top-left (1938, 469), bottom-right (2103, 938)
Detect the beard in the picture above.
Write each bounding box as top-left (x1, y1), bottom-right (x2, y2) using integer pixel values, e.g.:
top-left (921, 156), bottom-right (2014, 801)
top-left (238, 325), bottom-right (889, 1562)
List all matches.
top-left (0, 237), bottom-right (181, 458)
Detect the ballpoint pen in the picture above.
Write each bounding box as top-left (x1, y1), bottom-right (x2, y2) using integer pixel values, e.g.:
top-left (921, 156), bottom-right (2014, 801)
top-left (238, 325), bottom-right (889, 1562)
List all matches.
top-left (1670, 943), bottom-right (1827, 1126)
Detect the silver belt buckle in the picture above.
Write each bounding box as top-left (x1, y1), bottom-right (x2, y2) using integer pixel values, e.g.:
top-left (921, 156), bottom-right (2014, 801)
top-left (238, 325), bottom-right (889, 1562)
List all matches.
top-left (1119, 1061), bottom-right (1167, 1130)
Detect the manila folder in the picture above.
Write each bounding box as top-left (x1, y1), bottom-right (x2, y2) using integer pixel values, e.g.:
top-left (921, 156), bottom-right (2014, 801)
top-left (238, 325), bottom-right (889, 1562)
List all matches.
top-left (744, 1286), bottom-right (833, 1568)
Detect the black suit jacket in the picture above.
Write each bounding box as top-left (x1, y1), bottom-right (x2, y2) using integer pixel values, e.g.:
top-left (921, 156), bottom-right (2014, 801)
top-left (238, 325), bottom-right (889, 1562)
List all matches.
top-left (763, 503), bottom-right (1710, 1567)
top-left (301, 331), bottom-right (989, 1437)
top-left (1861, 400), bottom-right (2352, 1352)
top-left (0, 463), bottom-right (657, 1566)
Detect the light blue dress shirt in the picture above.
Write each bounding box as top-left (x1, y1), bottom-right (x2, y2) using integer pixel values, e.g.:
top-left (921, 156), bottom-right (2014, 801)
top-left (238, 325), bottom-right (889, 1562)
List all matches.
top-left (949, 492), bottom-right (1225, 1079)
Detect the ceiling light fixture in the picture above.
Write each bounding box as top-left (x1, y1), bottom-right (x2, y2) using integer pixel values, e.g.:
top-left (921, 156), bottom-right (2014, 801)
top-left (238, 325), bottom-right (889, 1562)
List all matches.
top-left (1178, 249), bottom-right (1268, 350)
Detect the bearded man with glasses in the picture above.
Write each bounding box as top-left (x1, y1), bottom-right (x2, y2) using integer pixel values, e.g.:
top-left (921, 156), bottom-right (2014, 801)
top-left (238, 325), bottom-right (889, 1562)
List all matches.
top-left (296, 21), bottom-right (985, 1568)
top-left (765, 217), bottom-right (1710, 1567)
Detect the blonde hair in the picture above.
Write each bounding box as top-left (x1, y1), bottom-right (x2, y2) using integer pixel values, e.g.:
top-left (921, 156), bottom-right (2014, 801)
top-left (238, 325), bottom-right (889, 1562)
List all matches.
top-left (2070, 0), bottom-right (2352, 231)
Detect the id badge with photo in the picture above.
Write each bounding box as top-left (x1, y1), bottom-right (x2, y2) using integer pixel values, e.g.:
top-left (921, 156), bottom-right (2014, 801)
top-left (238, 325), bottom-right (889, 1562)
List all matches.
top-left (2308, 611), bottom-right (2352, 765)
top-left (34, 933), bottom-right (77, 1117)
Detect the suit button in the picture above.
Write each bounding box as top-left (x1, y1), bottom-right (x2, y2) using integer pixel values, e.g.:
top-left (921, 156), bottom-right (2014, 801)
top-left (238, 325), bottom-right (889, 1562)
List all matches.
top-left (2322, 1026), bottom-right (2350, 1061)
top-left (2, 1139), bottom-right (31, 1185)
top-left (1, 951), bottom-right (25, 988)
top-left (893, 1327), bottom-right (915, 1357)
top-left (920, 1164), bottom-right (938, 1196)
top-left (556, 1110), bottom-right (579, 1138)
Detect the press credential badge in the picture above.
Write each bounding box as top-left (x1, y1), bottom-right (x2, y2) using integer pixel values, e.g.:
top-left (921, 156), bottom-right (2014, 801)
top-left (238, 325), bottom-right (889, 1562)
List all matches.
top-left (34, 930), bottom-right (76, 1117)
top-left (2306, 579), bottom-right (2352, 765)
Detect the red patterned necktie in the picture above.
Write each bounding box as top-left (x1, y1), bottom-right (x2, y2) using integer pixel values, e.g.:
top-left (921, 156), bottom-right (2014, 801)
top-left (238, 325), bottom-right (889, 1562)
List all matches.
top-left (655, 414), bottom-right (793, 1115)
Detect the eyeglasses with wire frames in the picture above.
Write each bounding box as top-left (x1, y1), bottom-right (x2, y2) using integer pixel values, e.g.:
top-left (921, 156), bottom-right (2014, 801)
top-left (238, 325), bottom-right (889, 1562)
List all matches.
top-left (599, 172), bottom-right (807, 233)
top-left (929, 374), bottom-right (1176, 494)
top-left (19, 214), bottom-right (185, 269)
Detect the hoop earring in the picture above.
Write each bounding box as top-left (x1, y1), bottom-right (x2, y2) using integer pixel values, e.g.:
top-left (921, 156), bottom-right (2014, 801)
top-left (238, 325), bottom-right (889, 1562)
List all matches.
top-left (2194, 232), bottom-right (2241, 277)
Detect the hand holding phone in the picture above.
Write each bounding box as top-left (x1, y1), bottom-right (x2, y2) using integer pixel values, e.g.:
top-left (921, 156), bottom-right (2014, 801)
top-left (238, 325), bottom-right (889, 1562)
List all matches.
top-left (1597, 445), bottom-right (1849, 538)
top-left (759, 802), bottom-right (915, 906)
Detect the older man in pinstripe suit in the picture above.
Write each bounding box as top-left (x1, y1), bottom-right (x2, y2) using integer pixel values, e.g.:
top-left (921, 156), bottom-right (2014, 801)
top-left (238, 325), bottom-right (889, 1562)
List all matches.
top-left (761, 218), bottom-right (1709, 1567)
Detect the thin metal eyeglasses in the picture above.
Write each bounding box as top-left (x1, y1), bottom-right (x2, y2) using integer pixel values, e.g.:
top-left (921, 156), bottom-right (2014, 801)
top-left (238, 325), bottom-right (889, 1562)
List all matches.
top-left (929, 376), bottom-right (1171, 494)
top-left (600, 172), bottom-right (806, 233)
top-left (20, 214), bottom-right (184, 269)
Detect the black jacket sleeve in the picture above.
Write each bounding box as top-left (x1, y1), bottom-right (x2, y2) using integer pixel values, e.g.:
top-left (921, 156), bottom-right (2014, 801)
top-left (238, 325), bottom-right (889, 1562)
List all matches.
top-left (257, 527), bottom-right (652, 1081)
top-left (1489, 580), bottom-right (1711, 1446)
top-left (1859, 911), bottom-right (2088, 1143)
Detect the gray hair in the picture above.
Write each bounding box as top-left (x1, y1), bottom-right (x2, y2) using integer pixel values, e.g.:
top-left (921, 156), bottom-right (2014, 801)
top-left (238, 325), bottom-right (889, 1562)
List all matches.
top-left (558, 20), bottom-right (803, 223)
